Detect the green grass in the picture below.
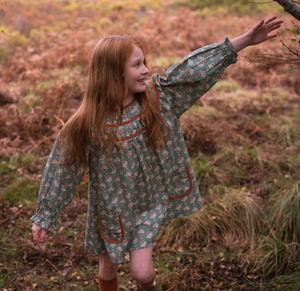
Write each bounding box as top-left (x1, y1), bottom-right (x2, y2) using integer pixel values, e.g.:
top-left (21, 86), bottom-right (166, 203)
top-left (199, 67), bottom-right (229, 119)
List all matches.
top-left (269, 116), bottom-right (299, 147)
top-left (211, 79), bottom-right (241, 93)
top-left (0, 227), bottom-right (32, 288)
top-left (157, 189), bottom-right (265, 250)
top-left (286, 155), bottom-right (300, 179)
top-left (0, 177), bottom-right (39, 206)
top-left (0, 154), bottom-right (41, 203)
top-left (250, 236), bottom-right (299, 277)
top-left (1, 153), bottom-right (36, 169)
top-left (154, 55), bottom-right (182, 67)
top-left (290, 107), bottom-right (300, 119)
top-left (175, 0), bottom-right (283, 15)
top-left (19, 94), bottom-right (41, 112)
top-left (266, 271), bottom-right (300, 291)
top-left (37, 81), bottom-right (50, 90)
top-left (212, 145), bottom-right (292, 181)
top-left (77, 181), bottom-right (89, 200)
top-left (0, 160), bottom-right (13, 175)
top-left (267, 182), bottom-right (300, 244)
top-left (0, 0), bottom-right (299, 289)
top-left (0, 26), bottom-right (30, 64)
top-left (192, 155), bottom-right (227, 195)
top-left (182, 104), bottom-right (223, 119)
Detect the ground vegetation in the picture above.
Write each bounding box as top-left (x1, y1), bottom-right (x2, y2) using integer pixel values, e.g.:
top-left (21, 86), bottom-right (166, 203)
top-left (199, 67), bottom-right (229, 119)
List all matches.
top-left (0, 0), bottom-right (300, 290)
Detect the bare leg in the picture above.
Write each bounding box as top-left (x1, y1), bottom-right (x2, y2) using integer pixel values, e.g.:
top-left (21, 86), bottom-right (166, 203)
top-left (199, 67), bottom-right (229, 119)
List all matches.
top-left (130, 246), bottom-right (155, 286)
top-left (98, 252), bottom-right (119, 280)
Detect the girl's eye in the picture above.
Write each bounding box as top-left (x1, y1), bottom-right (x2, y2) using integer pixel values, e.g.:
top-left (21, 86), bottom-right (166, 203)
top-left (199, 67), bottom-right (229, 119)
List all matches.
top-left (135, 63), bottom-right (140, 68)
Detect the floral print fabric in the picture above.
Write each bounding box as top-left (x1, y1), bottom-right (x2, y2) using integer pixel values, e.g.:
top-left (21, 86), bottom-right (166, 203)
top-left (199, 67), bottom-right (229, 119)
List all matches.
top-left (31, 37), bottom-right (237, 263)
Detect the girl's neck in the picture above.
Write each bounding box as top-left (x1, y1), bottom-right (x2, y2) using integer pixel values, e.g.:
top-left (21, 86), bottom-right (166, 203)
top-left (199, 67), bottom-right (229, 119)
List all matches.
top-left (123, 94), bottom-right (134, 107)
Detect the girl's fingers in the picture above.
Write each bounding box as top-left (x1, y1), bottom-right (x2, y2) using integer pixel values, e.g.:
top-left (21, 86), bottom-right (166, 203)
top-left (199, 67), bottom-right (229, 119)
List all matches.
top-left (253, 19), bottom-right (264, 31)
top-left (268, 20), bottom-right (283, 29)
top-left (264, 16), bottom-right (278, 24)
top-left (32, 224), bottom-right (40, 242)
top-left (270, 24), bottom-right (282, 31)
top-left (32, 223), bottom-right (47, 243)
top-left (40, 228), bottom-right (47, 242)
top-left (267, 34), bottom-right (278, 40)
top-left (268, 23), bottom-right (282, 32)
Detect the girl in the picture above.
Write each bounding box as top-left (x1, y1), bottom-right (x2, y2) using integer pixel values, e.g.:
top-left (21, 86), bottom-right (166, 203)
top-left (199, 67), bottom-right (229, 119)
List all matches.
top-left (31, 16), bottom-right (282, 291)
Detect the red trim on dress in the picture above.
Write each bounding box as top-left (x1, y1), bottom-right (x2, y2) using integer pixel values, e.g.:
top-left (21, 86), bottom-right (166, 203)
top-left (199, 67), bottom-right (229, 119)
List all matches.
top-left (91, 127), bottom-right (146, 142)
top-left (95, 81), bottom-right (159, 139)
top-left (98, 213), bottom-right (125, 243)
top-left (124, 97), bottom-right (135, 109)
top-left (150, 80), bottom-right (160, 104)
top-left (169, 166), bottom-right (193, 199)
top-left (105, 112), bottom-right (142, 128)
top-left (105, 98), bottom-right (140, 128)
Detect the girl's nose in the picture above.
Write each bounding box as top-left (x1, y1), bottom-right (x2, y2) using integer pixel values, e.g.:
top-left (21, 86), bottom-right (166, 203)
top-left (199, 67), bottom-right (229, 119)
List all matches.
top-left (142, 65), bottom-right (149, 74)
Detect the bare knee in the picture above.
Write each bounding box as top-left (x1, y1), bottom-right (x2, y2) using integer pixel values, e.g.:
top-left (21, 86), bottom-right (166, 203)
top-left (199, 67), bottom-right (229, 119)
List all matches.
top-left (99, 253), bottom-right (119, 280)
top-left (130, 246), bottom-right (154, 284)
top-left (131, 266), bottom-right (153, 284)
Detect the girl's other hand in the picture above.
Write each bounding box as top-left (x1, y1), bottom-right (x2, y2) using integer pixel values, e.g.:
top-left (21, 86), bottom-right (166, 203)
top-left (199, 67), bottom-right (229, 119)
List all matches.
top-left (32, 222), bottom-right (48, 243)
top-left (246, 16), bottom-right (283, 46)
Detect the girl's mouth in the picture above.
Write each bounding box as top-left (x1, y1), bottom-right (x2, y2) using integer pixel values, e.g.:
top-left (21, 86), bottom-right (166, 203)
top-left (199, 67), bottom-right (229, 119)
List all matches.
top-left (138, 77), bottom-right (147, 84)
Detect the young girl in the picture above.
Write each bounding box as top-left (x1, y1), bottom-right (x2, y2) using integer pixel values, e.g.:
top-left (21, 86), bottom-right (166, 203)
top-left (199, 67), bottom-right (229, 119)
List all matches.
top-left (31, 16), bottom-right (282, 291)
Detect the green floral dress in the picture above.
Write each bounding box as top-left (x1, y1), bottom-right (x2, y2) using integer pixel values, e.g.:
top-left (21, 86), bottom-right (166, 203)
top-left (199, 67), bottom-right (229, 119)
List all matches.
top-left (31, 37), bottom-right (237, 263)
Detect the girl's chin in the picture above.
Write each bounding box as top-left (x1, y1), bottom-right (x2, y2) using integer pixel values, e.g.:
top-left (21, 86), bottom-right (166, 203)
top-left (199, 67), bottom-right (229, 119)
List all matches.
top-left (135, 86), bottom-right (146, 93)
top-left (127, 85), bottom-right (146, 95)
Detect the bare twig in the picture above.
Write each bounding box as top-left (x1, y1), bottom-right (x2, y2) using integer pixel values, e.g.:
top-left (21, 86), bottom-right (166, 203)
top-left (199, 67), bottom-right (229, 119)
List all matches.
top-left (45, 259), bottom-right (60, 271)
top-left (249, 1), bottom-right (274, 3)
top-left (247, 23), bottom-right (300, 69)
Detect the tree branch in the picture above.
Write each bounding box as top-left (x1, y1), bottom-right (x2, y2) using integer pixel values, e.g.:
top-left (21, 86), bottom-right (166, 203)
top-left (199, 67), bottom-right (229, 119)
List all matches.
top-left (274, 0), bottom-right (300, 21)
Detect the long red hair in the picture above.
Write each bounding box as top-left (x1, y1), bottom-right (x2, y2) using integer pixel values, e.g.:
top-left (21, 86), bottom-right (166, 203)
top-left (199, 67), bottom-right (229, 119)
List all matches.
top-left (59, 35), bottom-right (168, 167)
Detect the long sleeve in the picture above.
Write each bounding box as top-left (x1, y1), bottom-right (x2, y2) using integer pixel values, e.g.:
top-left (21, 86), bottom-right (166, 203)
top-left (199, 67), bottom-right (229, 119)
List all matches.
top-left (151, 37), bottom-right (238, 117)
top-left (30, 138), bottom-right (88, 231)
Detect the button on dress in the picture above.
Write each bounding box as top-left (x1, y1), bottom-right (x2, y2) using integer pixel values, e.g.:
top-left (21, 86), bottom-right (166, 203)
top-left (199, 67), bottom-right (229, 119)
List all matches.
top-left (31, 37), bottom-right (237, 263)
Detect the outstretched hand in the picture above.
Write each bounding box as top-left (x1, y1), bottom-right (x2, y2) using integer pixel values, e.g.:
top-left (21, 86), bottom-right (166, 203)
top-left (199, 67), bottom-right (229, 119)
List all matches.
top-left (32, 222), bottom-right (48, 243)
top-left (246, 16), bottom-right (283, 46)
top-left (231, 16), bottom-right (283, 53)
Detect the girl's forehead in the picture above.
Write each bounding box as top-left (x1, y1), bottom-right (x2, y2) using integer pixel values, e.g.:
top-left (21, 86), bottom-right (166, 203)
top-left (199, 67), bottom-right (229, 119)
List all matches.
top-left (128, 46), bottom-right (144, 61)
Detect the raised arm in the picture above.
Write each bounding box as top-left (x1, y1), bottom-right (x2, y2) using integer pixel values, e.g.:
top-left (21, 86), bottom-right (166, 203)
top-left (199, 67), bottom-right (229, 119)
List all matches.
top-left (149, 16), bottom-right (283, 118)
top-left (231, 16), bottom-right (283, 53)
top-left (150, 37), bottom-right (238, 117)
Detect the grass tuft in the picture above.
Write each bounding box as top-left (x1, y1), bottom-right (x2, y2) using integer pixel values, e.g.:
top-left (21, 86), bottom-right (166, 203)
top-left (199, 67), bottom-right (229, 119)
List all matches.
top-left (192, 155), bottom-right (227, 196)
top-left (250, 236), bottom-right (300, 277)
top-left (157, 190), bottom-right (264, 250)
top-left (267, 182), bottom-right (300, 244)
top-left (266, 271), bottom-right (300, 291)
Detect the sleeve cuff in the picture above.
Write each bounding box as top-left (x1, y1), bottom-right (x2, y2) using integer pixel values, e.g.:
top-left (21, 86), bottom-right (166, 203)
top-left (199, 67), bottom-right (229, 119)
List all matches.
top-left (224, 37), bottom-right (238, 64)
top-left (30, 214), bottom-right (56, 231)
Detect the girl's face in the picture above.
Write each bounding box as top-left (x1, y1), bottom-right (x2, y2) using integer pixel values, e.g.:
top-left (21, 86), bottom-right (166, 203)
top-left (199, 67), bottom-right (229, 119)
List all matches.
top-left (125, 45), bottom-right (149, 100)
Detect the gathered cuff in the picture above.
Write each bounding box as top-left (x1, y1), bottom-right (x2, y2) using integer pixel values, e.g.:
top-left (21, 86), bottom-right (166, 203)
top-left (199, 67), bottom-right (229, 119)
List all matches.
top-left (30, 214), bottom-right (56, 231)
top-left (223, 37), bottom-right (238, 64)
